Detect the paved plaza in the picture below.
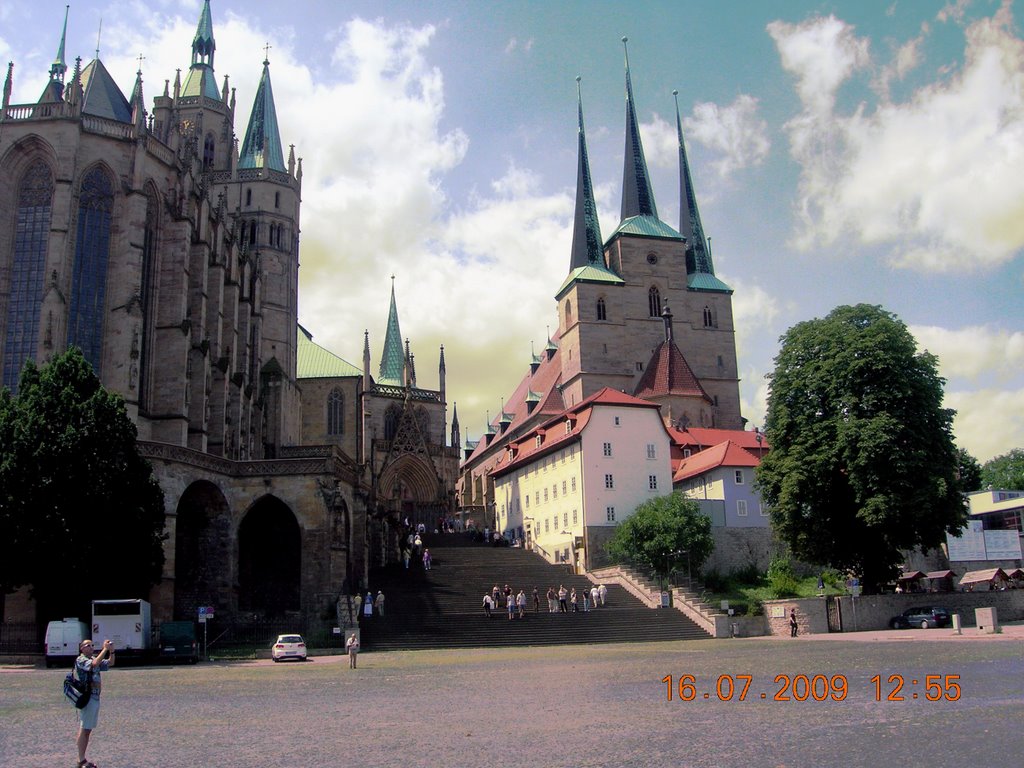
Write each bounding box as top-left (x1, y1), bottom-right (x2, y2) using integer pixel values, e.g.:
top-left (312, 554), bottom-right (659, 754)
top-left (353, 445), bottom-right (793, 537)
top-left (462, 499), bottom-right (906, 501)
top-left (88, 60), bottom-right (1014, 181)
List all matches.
top-left (2, 628), bottom-right (1022, 768)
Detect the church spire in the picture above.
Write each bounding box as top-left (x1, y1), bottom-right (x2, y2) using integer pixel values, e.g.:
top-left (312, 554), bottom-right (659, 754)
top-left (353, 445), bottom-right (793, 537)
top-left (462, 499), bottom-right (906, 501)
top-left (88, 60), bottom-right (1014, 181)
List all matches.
top-left (378, 276), bottom-right (405, 386)
top-left (50, 5), bottom-right (70, 83)
top-left (620, 37), bottom-right (657, 222)
top-left (569, 76), bottom-right (604, 270)
top-left (192, 0), bottom-right (215, 68)
top-left (238, 54), bottom-right (286, 171)
top-left (674, 90), bottom-right (714, 276)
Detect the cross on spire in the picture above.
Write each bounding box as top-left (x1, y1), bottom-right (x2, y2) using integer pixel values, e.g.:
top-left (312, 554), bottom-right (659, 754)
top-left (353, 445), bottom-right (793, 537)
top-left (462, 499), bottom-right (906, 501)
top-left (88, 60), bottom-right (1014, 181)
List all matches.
top-left (263, 42), bottom-right (272, 64)
top-left (136, 53), bottom-right (145, 74)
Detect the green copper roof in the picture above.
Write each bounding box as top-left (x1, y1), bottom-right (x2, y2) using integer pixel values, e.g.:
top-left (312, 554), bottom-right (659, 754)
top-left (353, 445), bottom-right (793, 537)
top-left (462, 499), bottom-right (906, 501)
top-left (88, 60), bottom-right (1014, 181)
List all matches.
top-left (377, 282), bottom-right (405, 386)
top-left (192, 0), bottom-right (215, 64)
top-left (620, 38), bottom-right (658, 222)
top-left (80, 59), bottom-right (132, 122)
top-left (181, 65), bottom-right (221, 100)
top-left (296, 325), bottom-right (362, 378)
top-left (608, 214), bottom-right (684, 242)
top-left (526, 390), bottom-right (542, 403)
top-left (50, 5), bottom-right (68, 82)
top-left (555, 263), bottom-right (625, 298)
top-left (687, 272), bottom-right (733, 293)
top-left (182, 0), bottom-right (220, 101)
top-left (238, 60), bottom-right (286, 171)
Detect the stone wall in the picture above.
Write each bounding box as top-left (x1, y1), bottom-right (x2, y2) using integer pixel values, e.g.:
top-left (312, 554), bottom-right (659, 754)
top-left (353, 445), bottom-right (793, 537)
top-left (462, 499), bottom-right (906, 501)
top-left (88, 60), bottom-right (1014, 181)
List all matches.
top-left (702, 527), bottom-right (776, 576)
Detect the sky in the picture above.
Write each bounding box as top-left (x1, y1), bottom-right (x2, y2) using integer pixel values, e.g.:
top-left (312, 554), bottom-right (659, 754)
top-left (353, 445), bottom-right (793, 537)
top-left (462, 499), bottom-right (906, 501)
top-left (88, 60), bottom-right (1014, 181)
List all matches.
top-left (2, 0), bottom-right (1022, 463)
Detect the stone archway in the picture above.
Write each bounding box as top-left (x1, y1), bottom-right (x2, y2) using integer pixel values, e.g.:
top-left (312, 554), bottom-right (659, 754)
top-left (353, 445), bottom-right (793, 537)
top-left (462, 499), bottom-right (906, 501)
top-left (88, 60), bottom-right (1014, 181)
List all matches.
top-left (173, 481), bottom-right (232, 620)
top-left (238, 496), bottom-right (301, 617)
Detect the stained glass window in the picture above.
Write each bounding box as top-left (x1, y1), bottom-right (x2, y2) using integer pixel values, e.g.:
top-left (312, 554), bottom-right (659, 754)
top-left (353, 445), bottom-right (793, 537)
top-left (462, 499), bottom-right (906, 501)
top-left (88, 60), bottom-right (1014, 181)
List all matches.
top-left (69, 167), bottom-right (114, 373)
top-left (3, 161), bottom-right (54, 391)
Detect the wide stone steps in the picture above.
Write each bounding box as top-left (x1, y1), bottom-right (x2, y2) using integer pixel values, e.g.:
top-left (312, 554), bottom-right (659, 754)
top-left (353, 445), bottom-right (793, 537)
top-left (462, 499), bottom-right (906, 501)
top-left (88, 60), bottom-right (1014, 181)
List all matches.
top-left (356, 533), bottom-right (710, 651)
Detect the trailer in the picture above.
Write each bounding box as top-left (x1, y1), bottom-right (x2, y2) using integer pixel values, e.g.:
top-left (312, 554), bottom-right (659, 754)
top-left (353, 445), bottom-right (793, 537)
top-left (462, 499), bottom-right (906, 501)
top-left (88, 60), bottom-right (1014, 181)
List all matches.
top-left (91, 599), bottom-right (152, 660)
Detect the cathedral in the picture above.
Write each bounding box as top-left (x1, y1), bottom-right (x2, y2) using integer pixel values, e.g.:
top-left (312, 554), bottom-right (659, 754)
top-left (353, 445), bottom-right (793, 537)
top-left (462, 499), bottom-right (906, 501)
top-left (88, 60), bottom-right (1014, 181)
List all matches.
top-left (0, 2), bottom-right (457, 625)
top-left (456, 45), bottom-right (743, 535)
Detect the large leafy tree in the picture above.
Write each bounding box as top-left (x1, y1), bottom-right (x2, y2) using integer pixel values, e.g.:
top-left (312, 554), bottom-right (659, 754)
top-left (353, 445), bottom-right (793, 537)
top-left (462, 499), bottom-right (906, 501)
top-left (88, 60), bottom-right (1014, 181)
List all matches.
top-left (756, 304), bottom-right (967, 592)
top-left (956, 447), bottom-right (983, 493)
top-left (606, 493), bottom-right (713, 584)
top-left (0, 348), bottom-right (166, 619)
top-left (980, 448), bottom-right (1024, 491)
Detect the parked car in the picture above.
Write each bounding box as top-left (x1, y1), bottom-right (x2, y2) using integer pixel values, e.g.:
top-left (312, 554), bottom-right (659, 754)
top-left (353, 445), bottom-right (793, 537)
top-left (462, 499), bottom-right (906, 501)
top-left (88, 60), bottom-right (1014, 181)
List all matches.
top-left (271, 634), bottom-right (308, 661)
top-left (889, 606), bottom-right (951, 629)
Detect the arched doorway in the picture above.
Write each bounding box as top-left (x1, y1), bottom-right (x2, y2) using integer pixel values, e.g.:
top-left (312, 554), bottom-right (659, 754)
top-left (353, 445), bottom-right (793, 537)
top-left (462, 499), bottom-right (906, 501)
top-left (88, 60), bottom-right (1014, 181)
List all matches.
top-left (174, 481), bottom-right (232, 620)
top-left (238, 497), bottom-right (301, 616)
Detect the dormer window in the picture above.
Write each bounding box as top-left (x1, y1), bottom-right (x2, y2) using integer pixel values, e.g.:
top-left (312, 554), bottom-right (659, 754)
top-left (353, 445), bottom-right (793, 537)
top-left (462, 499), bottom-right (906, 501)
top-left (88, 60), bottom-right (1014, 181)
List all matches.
top-left (535, 435), bottom-right (542, 449)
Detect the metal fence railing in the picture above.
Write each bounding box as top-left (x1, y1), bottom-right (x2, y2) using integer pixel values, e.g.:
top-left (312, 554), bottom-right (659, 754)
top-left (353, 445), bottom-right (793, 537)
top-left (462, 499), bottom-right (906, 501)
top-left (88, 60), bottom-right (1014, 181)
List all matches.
top-left (0, 622), bottom-right (40, 654)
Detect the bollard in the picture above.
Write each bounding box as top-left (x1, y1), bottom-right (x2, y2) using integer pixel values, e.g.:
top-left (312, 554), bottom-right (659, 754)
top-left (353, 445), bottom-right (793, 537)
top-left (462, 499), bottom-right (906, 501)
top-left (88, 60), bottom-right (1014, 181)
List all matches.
top-left (951, 613), bottom-right (961, 635)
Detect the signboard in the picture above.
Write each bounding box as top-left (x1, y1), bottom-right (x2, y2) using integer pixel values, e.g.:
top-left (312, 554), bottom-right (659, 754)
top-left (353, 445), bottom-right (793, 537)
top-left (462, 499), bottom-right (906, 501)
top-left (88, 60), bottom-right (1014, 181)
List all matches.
top-left (984, 530), bottom-right (1023, 560)
top-left (198, 606), bottom-right (215, 623)
top-left (947, 521), bottom-right (1021, 561)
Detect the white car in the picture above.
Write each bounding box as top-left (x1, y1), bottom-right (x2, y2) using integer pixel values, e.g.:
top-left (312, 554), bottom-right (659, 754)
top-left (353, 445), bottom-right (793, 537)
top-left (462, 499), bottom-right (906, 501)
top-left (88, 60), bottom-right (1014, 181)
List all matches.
top-left (271, 634), bottom-right (307, 662)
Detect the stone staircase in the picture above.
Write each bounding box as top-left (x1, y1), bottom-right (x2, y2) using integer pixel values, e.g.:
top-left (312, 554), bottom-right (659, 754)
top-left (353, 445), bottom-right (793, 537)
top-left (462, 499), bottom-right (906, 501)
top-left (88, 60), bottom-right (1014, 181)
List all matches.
top-left (355, 533), bottom-right (711, 651)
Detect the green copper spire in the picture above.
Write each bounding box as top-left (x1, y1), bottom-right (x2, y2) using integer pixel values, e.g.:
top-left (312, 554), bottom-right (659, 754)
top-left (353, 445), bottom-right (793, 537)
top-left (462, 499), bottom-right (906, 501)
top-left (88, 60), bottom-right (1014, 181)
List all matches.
top-left (50, 5), bottom-right (69, 83)
top-left (674, 90), bottom-right (714, 276)
top-left (378, 277), bottom-right (406, 386)
top-left (620, 37), bottom-right (658, 222)
top-left (181, 0), bottom-right (220, 100)
top-left (238, 57), bottom-right (286, 171)
top-left (569, 76), bottom-right (604, 270)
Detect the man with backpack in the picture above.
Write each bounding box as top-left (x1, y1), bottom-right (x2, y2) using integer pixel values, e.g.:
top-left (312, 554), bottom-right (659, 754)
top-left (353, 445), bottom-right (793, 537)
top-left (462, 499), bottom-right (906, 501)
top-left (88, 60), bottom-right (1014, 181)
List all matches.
top-left (74, 638), bottom-right (114, 768)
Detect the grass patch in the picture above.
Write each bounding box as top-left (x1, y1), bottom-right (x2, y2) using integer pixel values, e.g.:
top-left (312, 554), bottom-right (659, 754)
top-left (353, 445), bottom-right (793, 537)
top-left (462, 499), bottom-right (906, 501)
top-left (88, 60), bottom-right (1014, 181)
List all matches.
top-left (699, 570), bottom-right (847, 615)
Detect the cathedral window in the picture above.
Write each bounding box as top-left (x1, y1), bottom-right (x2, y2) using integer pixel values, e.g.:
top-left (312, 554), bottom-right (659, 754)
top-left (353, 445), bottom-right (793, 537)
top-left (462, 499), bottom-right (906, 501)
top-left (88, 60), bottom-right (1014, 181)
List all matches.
top-left (648, 286), bottom-right (661, 317)
top-left (275, 192), bottom-right (280, 209)
top-left (703, 305), bottom-right (714, 327)
top-left (69, 166), bottom-right (115, 373)
top-left (246, 189), bottom-right (252, 207)
top-left (327, 388), bottom-right (344, 435)
top-left (384, 404), bottom-right (401, 441)
top-left (3, 160), bottom-right (54, 392)
top-left (596, 297), bottom-right (607, 321)
top-left (248, 220), bottom-right (257, 246)
top-left (565, 300), bottom-right (572, 327)
top-left (139, 188), bottom-right (160, 410)
top-left (203, 134), bottom-right (216, 170)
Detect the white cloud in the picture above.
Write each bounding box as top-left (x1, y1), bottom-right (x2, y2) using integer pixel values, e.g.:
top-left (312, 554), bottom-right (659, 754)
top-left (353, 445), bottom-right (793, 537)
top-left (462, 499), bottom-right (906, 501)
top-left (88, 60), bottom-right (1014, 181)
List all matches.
top-left (640, 96), bottom-right (769, 179)
top-left (947, 387), bottom-right (1024, 462)
top-left (911, 324), bottom-right (1024, 383)
top-left (770, 4), bottom-right (1024, 272)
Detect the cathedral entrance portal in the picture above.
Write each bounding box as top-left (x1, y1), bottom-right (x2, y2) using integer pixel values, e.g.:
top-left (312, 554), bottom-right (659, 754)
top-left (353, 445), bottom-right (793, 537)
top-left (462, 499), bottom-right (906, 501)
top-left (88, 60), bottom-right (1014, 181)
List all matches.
top-left (238, 497), bottom-right (301, 616)
top-left (173, 481), bottom-right (232, 620)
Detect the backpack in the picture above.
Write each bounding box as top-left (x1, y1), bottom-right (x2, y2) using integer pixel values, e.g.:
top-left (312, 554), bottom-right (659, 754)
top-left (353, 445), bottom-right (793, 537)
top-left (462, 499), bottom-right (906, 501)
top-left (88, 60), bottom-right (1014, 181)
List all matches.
top-left (63, 664), bottom-right (93, 709)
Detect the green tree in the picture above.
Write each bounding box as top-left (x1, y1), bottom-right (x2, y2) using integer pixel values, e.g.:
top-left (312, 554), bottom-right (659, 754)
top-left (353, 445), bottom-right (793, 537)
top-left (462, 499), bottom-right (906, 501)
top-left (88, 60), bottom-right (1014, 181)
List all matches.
top-left (756, 304), bottom-right (967, 593)
top-left (980, 448), bottom-right (1024, 491)
top-left (0, 348), bottom-right (166, 618)
top-left (956, 447), bottom-right (983, 493)
top-left (605, 493), bottom-right (713, 585)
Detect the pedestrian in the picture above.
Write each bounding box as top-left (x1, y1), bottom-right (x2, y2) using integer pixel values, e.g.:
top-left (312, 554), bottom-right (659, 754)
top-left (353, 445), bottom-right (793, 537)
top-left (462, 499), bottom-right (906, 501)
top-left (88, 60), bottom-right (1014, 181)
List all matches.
top-left (483, 593), bottom-right (494, 618)
top-left (364, 592), bottom-right (373, 618)
top-left (73, 638), bottom-right (115, 768)
top-left (375, 590), bottom-right (386, 617)
top-left (558, 585), bottom-right (568, 613)
top-left (517, 589), bottom-right (527, 619)
top-left (403, 548), bottom-right (411, 569)
top-left (533, 587), bottom-right (540, 613)
top-left (346, 633), bottom-right (360, 668)
top-left (422, 548), bottom-right (432, 570)
top-left (590, 585), bottom-right (599, 608)
top-left (789, 608), bottom-right (798, 637)
top-left (547, 587), bottom-right (557, 613)
top-left (598, 583), bottom-right (607, 606)
top-left (582, 590), bottom-right (590, 612)
top-left (507, 592), bottom-right (516, 620)
top-left (354, 592), bottom-right (362, 617)
top-left (570, 587), bottom-right (578, 612)
top-left (492, 585), bottom-right (501, 608)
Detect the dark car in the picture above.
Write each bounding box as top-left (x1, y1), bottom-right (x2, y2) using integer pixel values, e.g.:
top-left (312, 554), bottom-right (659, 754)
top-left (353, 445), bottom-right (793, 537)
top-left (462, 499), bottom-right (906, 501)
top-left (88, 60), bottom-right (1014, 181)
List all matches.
top-left (889, 606), bottom-right (951, 629)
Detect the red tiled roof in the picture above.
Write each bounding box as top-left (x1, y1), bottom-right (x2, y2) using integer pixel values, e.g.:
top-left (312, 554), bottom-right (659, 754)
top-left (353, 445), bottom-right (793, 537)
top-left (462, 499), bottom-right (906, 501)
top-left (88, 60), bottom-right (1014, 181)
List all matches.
top-left (669, 426), bottom-right (769, 452)
top-left (633, 339), bottom-right (712, 402)
top-left (673, 439), bottom-right (761, 482)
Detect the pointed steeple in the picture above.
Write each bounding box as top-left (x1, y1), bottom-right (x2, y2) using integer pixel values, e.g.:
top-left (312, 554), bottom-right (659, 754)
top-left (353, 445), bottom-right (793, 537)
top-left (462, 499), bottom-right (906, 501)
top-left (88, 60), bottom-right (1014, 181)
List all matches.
top-left (181, 0), bottom-right (221, 100)
top-left (569, 76), bottom-right (604, 270)
top-left (130, 65), bottom-right (146, 130)
top-left (620, 37), bottom-right (658, 222)
top-left (451, 402), bottom-right (461, 449)
top-left (674, 90), bottom-right (714, 276)
top-left (51, 5), bottom-right (69, 83)
top-left (238, 57), bottom-right (286, 172)
top-left (378, 277), bottom-right (406, 386)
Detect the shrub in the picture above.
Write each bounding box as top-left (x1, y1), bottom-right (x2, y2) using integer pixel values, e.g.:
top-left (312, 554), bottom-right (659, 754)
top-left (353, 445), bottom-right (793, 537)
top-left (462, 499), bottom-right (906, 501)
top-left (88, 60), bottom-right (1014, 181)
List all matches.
top-left (767, 557), bottom-right (799, 598)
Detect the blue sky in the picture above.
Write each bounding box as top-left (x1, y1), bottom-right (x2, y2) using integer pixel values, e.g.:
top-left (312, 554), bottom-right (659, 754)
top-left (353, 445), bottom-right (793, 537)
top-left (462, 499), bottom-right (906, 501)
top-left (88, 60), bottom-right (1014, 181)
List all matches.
top-left (3, 0), bottom-right (1021, 462)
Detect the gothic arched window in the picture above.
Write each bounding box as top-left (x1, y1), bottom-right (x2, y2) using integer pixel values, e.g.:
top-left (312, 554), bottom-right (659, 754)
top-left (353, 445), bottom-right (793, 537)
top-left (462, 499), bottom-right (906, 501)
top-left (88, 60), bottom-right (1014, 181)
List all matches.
top-left (69, 166), bottom-right (114, 373)
top-left (384, 404), bottom-right (401, 441)
top-left (596, 297), bottom-right (607, 321)
top-left (648, 286), bottom-right (661, 317)
top-left (565, 299), bottom-right (572, 327)
top-left (3, 160), bottom-right (54, 392)
top-left (203, 134), bottom-right (216, 170)
top-left (139, 187), bottom-right (160, 409)
top-left (248, 220), bottom-right (257, 246)
top-left (703, 305), bottom-right (714, 328)
top-left (327, 388), bottom-right (344, 436)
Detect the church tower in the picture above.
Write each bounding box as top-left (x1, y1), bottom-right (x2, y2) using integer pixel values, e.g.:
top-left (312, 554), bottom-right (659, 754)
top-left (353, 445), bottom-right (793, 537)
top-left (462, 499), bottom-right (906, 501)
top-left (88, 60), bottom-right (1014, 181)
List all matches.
top-left (555, 40), bottom-right (742, 429)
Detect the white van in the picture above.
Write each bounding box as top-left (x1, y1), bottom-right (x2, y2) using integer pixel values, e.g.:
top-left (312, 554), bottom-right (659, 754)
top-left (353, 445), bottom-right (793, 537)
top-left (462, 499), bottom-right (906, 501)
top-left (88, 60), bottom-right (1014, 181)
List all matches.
top-left (44, 618), bottom-right (88, 667)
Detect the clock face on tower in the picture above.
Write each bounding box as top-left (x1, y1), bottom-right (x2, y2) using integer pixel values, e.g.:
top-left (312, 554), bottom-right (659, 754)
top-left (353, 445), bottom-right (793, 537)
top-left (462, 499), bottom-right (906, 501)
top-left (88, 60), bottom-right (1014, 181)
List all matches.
top-left (647, 253), bottom-right (658, 265)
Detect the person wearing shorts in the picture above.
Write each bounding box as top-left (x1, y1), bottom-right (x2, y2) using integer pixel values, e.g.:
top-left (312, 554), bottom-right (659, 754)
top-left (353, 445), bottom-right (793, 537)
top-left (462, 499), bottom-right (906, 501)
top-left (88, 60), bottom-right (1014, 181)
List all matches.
top-left (74, 638), bottom-right (114, 768)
